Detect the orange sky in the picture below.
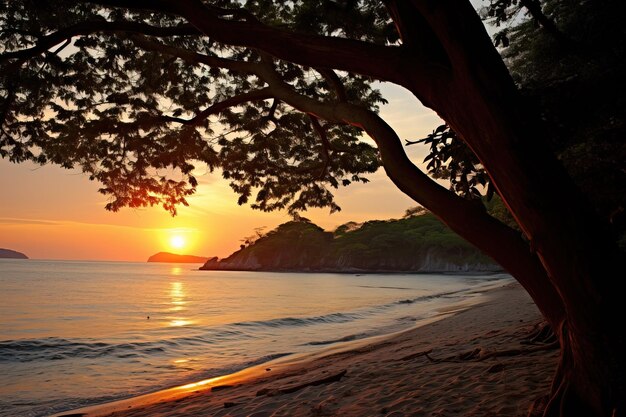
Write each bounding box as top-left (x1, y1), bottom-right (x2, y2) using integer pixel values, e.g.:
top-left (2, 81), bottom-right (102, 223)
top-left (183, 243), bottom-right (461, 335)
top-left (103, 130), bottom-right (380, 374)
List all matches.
top-left (0, 83), bottom-right (443, 261)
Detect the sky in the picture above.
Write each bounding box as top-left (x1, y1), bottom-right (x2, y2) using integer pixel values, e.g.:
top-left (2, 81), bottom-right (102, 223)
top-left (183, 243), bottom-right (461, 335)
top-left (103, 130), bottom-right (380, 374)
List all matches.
top-left (0, 83), bottom-right (444, 262)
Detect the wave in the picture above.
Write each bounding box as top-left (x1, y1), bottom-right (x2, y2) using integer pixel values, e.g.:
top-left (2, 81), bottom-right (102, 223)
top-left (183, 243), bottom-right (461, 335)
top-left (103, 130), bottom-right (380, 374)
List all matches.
top-left (233, 288), bottom-right (471, 329)
top-left (0, 285), bottom-right (489, 364)
top-left (357, 285), bottom-right (413, 290)
top-left (0, 351), bottom-right (294, 417)
top-left (304, 333), bottom-right (361, 346)
top-left (233, 311), bottom-right (364, 328)
top-left (0, 329), bottom-right (245, 363)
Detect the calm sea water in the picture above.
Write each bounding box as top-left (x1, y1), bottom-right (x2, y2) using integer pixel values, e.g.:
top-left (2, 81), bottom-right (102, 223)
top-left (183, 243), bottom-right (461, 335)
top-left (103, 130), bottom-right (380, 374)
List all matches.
top-left (0, 259), bottom-right (511, 417)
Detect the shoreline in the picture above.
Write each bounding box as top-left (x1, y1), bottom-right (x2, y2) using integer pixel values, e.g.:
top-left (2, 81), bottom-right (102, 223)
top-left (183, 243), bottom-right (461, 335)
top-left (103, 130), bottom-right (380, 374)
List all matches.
top-left (197, 266), bottom-right (505, 274)
top-left (51, 281), bottom-right (558, 417)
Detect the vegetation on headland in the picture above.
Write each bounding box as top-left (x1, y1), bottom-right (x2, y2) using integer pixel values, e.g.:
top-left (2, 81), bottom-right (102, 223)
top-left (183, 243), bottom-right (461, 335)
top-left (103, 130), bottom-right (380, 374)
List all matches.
top-left (147, 252), bottom-right (208, 263)
top-left (0, 248), bottom-right (28, 259)
top-left (201, 212), bottom-right (499, 272)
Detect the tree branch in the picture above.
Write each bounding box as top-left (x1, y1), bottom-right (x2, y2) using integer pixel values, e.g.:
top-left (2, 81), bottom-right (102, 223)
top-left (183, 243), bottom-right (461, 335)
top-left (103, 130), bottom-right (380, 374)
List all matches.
top-left (519, 0), bottom-right (575, 48)
top-left (160, 88), bottom-right (274, 126)
top-left (308, 115), bottom-right (332, 179)
top-left (316, 68), bottom-right (348, 102)
top-left (126, 34), bottom-right (254, 73)
top-left (355, 110), bottom-right (565, 328)
top-left (263, 99), bottom-right (279, 124)
top-left (0, 20), bottom-right (199, 64)
top-left (254, 57), bottom-right (564, 327)
top-left (84, 0), bottom-right (442, 89)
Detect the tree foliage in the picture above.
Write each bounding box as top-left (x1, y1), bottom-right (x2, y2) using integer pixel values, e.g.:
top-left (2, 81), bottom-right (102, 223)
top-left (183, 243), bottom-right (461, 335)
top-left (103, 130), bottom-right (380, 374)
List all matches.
top-left (488, 0), bottom-right (626, 244)
top-left (0, 0), bottom-right (390, 215)
top-left (405, 0), bottom-right (626, 244)
top-left (406, 125), bottom-right (493, 201)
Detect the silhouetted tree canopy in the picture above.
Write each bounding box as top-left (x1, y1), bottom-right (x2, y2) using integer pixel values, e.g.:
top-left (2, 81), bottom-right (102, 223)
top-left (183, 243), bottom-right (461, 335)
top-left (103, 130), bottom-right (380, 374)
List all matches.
top-left (407, 0), bottom-right (626, 245)
top-left (1, 1), bottom-right (391, 214)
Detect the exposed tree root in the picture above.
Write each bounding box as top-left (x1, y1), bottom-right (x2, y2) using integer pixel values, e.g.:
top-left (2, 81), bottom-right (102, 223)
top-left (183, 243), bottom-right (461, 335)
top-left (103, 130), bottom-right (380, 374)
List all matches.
top-left (399, 348), bottom-right (433, 361)
top-left (256, 370), bottom-right (347, 397)
top-left (398, 324), bottom-right (559, 365)
top-left (527, 394), bottom-right (550, 417)
top-left (522, 321), bottom-right (558, 346)
top-left (422, 342), bottom-right (559, 364)
top-left (527, 320), bottom-right (609, 417)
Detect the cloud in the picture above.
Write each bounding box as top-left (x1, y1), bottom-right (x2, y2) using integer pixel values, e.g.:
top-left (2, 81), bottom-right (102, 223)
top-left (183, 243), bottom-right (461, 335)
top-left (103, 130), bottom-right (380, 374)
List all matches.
top-left (0, 218), bottom-right (61, 226)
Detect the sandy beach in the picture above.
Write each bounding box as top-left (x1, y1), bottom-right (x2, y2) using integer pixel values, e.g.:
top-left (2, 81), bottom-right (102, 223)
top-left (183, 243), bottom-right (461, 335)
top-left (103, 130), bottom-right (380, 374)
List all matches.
top-left (54, 282), bottom-right (558, 417)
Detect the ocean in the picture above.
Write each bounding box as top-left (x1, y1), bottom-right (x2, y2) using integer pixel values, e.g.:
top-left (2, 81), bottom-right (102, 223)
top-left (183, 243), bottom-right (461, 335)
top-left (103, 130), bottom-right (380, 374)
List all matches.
top-left (0, 259), bottom-right (511, 417)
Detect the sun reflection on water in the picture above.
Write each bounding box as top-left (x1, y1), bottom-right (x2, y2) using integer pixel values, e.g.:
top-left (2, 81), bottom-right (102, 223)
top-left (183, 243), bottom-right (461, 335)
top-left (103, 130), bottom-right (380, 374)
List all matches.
top-left (170, 319), bottom-right (191, 327)
top-left (170, 282), bottom-right (187, 306)
top-left (168, 281), bottom-right (193, 327)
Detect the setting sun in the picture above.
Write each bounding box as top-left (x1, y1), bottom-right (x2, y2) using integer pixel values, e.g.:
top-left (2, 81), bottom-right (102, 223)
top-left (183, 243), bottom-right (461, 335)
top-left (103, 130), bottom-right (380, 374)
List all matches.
top-left (157, 228), bottom-right (201, 255)
top-left (170, 235), bottom-right (186, 249)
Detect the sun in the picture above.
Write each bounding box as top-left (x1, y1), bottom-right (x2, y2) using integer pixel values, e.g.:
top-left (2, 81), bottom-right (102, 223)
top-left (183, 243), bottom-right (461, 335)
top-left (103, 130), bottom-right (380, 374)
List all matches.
top-left (170, 235), bottom-right (186, 250)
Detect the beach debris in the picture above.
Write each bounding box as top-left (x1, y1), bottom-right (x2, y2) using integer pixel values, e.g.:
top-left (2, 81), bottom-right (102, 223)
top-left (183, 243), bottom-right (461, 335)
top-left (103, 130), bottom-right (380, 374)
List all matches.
top-left (256, 387), bottom-right (279, 397)
top-left (211, 384), bottom-right (234, 392)
top-left (256, 370), bottom-right (347, 397)
top-left (400, 348), bottom-right (433, 361)
top-left (521, 321), bottom-right (557, 345)
top-left (422, 342), bottom-right (559, 364)
top-left (486, 363), bottom-right (505, 373)
top-left (527, 394), bottom-right (551, 417)
top-left (458, 347), bottom-right (483, 360)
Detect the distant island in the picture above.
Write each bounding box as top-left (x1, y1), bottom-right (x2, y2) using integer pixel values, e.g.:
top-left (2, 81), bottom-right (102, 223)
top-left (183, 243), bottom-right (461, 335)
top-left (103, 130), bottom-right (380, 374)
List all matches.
top-left (147, 252), bottom-right (209, 263)
top-left (0, 248), bottom-right (29, 259)
top-left (200, 213), bottom-right (502, 273)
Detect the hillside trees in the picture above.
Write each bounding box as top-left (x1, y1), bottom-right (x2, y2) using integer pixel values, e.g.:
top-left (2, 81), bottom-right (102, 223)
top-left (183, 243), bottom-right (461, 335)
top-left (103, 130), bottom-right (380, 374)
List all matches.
top-left (213, 214), bottom-right (495, 271)
top-left (1, 1), bottom-right (624, 415)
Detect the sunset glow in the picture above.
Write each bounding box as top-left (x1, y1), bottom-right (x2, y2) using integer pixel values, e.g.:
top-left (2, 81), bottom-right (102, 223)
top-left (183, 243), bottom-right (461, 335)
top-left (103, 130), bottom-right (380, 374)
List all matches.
top-left (0, 84), bottom-right (428, 262)
top-left (170, 235), bottom-right (186, 250)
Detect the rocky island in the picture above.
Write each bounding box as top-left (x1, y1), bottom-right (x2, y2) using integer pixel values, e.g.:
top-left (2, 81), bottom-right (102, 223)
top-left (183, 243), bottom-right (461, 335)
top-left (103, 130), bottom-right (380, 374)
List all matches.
top-left (0, 248), bottom-right (29, 259)
top-left (201, 213), bottom-right (502, 273)
top-left (148, 252), bottom-right (209, 263)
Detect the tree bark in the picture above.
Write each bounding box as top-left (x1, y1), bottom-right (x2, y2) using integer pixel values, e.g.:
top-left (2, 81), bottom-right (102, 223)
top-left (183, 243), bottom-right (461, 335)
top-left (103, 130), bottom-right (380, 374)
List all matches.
top-left (397, 1), bottom-right (626, 415)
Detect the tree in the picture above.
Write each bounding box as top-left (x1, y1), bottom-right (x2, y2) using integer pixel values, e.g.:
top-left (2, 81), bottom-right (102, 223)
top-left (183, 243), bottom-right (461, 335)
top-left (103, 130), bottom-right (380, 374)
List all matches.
top-left (1, 1), bottom-right (623, 415)
top-left (403, 206), bottom-right (428, 218)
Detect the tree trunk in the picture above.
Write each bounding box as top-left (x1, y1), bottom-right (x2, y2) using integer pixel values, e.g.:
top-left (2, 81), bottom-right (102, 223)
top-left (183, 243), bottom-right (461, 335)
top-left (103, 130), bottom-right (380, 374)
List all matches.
top-left (398, 1), bottom-right (626, 415)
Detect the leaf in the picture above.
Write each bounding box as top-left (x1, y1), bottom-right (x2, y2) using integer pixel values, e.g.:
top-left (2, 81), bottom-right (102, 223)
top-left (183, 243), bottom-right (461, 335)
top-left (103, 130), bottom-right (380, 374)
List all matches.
top-left (434, 124), bottom-right (448, 134)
